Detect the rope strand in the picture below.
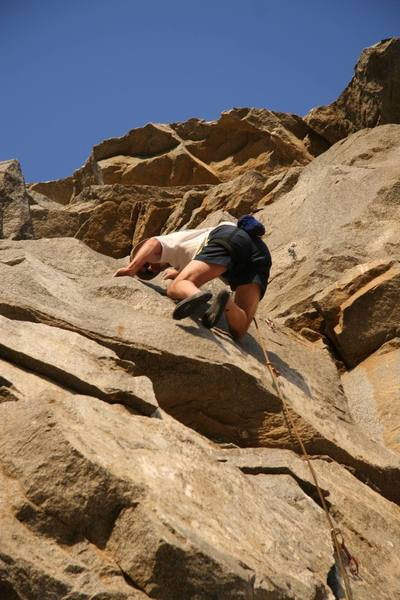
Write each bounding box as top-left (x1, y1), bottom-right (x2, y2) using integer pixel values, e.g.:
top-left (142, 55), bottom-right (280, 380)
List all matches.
top-left (253, 317), bottom-right (357, 600)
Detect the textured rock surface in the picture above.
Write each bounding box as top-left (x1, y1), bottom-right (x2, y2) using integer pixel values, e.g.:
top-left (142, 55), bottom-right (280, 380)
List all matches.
top-left (305, 38), bottom-right (400, 143)
top-left (257, 125), bottom-right (400, 332)
top-left (0, 382), bottom-right (334, 599)
top-left (313, 260), bottom-right (400, 367)
top-left (91, 108), bottom-right (321, 189)
top-left (181, 170), bottom-right (269, 229)
top-left (28, 188), bottom-right (83, 239)
top-left (216, 447), bottom-right (400, 600)
top-left (0, 315), bottom-right (158, 415)
top-left (1, 238), bottom-right (400, 507)
top-left (2, 39), bottom-right (400, 598)
top-left (28, 183), bottom-right (209, 258)
top-left (29, 176), bottom-right (74, 205)
top-left (24, 107), bottom-right (326, 257)
top-left (342, 339), bottom-right (400, 453)
top-left (0, 159), bottom-right (33, 240)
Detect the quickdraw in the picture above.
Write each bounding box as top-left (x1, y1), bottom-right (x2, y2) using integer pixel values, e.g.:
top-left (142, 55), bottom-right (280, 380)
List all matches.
top-left (332, 528), bottom-right (360, 578)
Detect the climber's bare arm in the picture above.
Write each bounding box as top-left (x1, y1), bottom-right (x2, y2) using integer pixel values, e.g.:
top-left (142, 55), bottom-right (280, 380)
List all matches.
top-left (113, 238), bottom-right (162, 278)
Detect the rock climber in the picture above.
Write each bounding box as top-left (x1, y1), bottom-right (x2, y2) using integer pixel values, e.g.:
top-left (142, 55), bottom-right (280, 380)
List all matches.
top-left (113, 215), bottom-right (272, 339)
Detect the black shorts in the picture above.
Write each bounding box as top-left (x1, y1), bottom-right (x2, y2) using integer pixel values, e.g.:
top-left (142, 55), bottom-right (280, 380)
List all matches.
top-left (194, 225), bottom-right (271, 299)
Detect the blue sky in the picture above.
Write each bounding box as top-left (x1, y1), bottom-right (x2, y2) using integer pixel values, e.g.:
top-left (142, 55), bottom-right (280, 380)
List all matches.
top-left (1, 0), bottom-right (399, 183)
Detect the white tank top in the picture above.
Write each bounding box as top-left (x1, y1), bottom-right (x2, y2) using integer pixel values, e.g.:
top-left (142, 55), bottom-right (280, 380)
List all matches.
top-left (155, 222), bottom-right (235, 271)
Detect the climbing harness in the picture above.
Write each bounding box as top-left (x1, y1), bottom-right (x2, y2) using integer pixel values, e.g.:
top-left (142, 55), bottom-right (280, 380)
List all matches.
top-left (253, 318), bottom-right (359, 600)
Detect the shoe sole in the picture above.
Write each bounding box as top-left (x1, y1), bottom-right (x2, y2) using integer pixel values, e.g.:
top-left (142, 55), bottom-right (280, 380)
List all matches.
top-left (202, 290), bottom-right (230, 328)
top-left (173, 291), bottom-right (213, 320)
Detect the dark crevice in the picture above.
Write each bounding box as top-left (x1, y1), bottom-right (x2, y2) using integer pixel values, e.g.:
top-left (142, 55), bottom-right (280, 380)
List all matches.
top-left (0, 580), bottom-right (22, 600)
top-left (13, 472), bottom-right (138, 551)
top-left (115, 562), bottom-right (149, 596)
top-left (327, 562), bottom-right (345, 600)
top-left (0, 346), bottom-right (106, 399)
top-left (238, 465), bottom-right (331, 510)
top-left (0, 346), bottom-right (152, 417)
top-left (0, 376), bottom-right (13, 387)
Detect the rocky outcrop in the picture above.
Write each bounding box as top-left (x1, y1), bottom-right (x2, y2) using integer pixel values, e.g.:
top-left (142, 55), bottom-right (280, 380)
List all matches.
top-left (28, 153), bottom-right (103, 205)
top-left (257, 124), bottom-right (400, 335)
top-left (169, 108), bottom-right (322, 182)
top-left (0, 160), bottom-right (33, 240)
top-left (313, 260), bottom-right (400, 367)
top-left (29, 107), bottom-right (324, 202)
top-left (27, 183), bottom-right (210, 258)
top-left (28, 189), bottom-right (82, 239)
top-left (90, 108), bottom-right (323, 190)
top-left (28, 175), bottom-right (74, 205)
top-left (305, 38), bottom-right (400, 143)
top-left (176, 170), bottom-right (270, 230)
top-left (23, 106), bottom-right (327, 258)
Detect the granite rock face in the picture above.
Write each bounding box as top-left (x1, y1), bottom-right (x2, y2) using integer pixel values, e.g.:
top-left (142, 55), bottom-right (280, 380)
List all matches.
top-left (215, 447), bottom-right (400, 600)
top-left (305, 38), bottom-right (400, 143)
top-left (342, 339), bottom-right (400, 453)
top-left (0, 385), bottom-right (336, 600)
top-left (313, 260), bottom-right (400, 367)
top-left (1, 236), bottom-right (400, 596)
top-left (2, 38), bottom-right (400, 599)
top-left (0, 159), bottom-right (33, 240)
top-left (257, 124), bottom-right (400, 335)
top-left (93, 107), bottom-right (322, 187)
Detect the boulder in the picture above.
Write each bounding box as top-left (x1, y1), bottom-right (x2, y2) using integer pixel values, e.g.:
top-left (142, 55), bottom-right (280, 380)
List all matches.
top-left (342, 339), bottom-right (400, 453)
top-left (1, 237), bottom-right (400, 505)
top-left (0, 159), bottom-right (33, 240)
top-left (305, 38), bottom-right (400, 143)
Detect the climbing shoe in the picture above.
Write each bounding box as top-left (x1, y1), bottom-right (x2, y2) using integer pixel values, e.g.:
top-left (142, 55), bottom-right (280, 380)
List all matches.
top-left (202, 290), bottom-right (230, 329)
top-left (172, 290), bottom-right (212, 320)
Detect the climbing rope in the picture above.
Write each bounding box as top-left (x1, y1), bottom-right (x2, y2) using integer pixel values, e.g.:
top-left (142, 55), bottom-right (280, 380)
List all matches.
top-left (253, 317), bottom-right (358, 600)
